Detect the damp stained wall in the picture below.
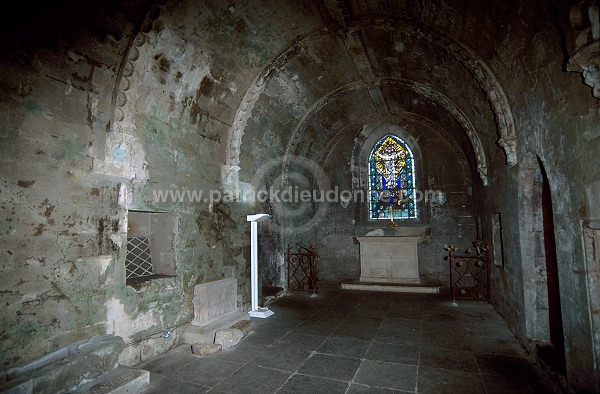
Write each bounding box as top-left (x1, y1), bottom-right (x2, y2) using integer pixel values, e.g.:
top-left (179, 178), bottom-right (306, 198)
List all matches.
top-left (0, 0), bottom-right (599, 391)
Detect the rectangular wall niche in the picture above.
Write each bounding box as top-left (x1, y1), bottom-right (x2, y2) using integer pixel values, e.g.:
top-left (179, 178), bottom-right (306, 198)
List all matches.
top-left (126, 210), bottom-right (176, 283)
top-left (491, 213), bottom-right (505, 267)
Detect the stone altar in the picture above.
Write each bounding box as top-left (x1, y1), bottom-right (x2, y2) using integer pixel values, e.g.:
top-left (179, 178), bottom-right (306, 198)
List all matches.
top-left (356, 226), bottom-right (429, 284)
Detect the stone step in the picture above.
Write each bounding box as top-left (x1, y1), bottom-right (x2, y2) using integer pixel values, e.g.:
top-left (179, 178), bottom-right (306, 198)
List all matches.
top-left (72, 365), bottom-right (149, 394)
top-left (183, 310), bottom-right (250, 344)
top-left (340, 279), bottom-right (441, 293)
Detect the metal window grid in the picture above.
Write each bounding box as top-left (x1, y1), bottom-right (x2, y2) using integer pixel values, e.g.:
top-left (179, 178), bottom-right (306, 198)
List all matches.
top-left (126, 237), bottom-right (154, 278)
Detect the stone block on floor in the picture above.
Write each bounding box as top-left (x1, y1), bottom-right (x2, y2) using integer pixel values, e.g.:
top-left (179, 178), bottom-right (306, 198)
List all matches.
top-left (191, 343), bottom-right (222, 356)
top-left (214, 329), bottom-right (244, 349)
top-left (183, 310), bottom-right (249, 344)
top-left (184, 278), bottom-right (249, 346)
top-left (0, 334), bottom-right (125, 394)
top-left (230, 319), bottom-right (252, 336)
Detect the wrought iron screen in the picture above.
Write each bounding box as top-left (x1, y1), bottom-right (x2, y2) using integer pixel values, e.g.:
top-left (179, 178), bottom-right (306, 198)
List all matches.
top-left (287, 244), bottom-right (318, 294)
top-left (446, 244), bottom-right (490, 303)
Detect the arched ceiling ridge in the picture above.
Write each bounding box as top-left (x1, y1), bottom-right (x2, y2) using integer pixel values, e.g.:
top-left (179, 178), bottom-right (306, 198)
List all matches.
top-left (317, 113), bottom-right (472, 192)
top-left (222, 25), bottom-right (329, 190)
top-left (222, 14), bottom-right (516, 190)
top-left (286, 78), bottom-right (489, 185)
top-left (98, 1), bottom-right (163, 181)
top-left (353, 16), bottom-right (518, 166)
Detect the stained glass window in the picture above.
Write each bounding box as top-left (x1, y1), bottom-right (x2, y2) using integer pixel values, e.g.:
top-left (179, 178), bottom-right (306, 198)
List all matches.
top-left (369, 135), bottom-right (417, 220)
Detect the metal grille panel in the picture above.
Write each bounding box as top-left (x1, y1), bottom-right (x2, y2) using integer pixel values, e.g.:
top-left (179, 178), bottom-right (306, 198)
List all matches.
top-left (287, 244), bottom-right (318, 294)
top-left (126, 237), bottom-right (154, 278)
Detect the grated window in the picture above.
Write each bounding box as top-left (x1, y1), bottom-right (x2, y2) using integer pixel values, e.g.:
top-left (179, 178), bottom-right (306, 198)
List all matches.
top-left (126, 237), bottom-right (154, 278)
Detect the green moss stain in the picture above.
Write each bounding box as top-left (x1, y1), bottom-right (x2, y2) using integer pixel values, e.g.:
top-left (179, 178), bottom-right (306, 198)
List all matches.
top-left (201, 10), bottom-right (283, 68)
top-left (23, 99), bottom-right (41, 114)
top-left (62, 135), bottom-right (84, 161)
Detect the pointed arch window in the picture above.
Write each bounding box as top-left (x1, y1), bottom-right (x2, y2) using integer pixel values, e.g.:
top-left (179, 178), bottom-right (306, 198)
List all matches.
top-left (369, 134), bottom-right (417, 220)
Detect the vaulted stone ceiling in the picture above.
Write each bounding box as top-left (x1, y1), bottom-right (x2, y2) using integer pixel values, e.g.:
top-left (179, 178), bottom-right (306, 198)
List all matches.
top-left (100, 0), bottom-right (531, 192)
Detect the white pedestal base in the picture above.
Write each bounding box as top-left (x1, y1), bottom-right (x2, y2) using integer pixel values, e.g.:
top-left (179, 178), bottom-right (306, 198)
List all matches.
top-left (249, 308), bottom-right (274, 318)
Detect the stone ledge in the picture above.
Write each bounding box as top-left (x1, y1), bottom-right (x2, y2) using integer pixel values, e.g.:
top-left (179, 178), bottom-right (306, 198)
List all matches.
top-left (340, 279), bottom-right (441, 293)
top-left (73, 365), bottom-right (149, 394)
top-left (0, 335), bottom-right (124, 394)
top-left (183, 311), bottom-right (249, 345)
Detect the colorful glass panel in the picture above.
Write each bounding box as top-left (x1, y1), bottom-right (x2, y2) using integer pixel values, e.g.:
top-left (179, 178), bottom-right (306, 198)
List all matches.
top-left (368, 135), bottom-right (417, 219)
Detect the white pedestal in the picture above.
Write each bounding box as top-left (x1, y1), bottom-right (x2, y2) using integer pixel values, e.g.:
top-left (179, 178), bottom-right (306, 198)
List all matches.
top-left (247, 214), bottom-right (274, 319)
top-left (249, 308), bottom-right (275, 318)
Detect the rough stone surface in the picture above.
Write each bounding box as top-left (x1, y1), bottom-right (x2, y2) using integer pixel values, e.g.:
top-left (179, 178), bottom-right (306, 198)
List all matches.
top-left (0, 335), bottom-right (124, 394)
top-left (192, 278), bottom-right (239, 327)
top-left (1, 1), bottom-right (599, 392)
top-left (191, 343), bottom-right (222, 356)
top-left (72, 365), bottom-right (149, 393)
top-left (230, 320), bottom-right (252, 336)
top-left (183, 311), bottom-right (249, 345)
top-left (214, 329), bottom-right (244, 350)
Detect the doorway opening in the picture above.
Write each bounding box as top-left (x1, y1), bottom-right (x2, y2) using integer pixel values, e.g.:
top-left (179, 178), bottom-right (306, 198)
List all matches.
top-left (535, 159), bottom-right (566, 374)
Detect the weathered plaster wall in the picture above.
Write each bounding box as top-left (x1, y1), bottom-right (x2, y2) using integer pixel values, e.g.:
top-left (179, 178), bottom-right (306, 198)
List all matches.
top-left (1, 1), bottom-right (599, 392)
top-left (474, 2), bottom-right (600, 391)
top-left (0, 2), bottom-right (139, 368)
top-left (0, 0), bottom-right (323, 369)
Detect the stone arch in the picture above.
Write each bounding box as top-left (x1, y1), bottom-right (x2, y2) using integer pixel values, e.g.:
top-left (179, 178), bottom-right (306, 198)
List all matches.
top-left (223, 17), bottom-right (517, 191)
top-left (98, 1), bottom-right (164, 183)
top-left (519, 152), bottom-right (565, 360)
top-left (285, 79), bottom-right (489, 185)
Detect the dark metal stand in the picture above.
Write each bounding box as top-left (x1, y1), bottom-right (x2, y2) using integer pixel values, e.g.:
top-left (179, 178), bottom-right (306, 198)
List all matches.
top-left (287, 244), bottom-right (318, 295)
top-left (446, 244), bottom-right (491, 304)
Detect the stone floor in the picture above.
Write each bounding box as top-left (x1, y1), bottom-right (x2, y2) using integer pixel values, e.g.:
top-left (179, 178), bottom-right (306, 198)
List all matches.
top-left (136, 283), bottom-right (562, 393)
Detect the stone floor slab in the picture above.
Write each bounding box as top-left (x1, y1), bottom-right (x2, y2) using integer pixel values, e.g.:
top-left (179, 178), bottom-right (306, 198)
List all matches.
top-left (210, 364), bottom-right (289, 394)
top-left (171, 358), bottom-right (241, 387)
top-left (277, 374), bottom-right (349, 394)
top-left (346, 384), bottom-right (405, 393)
top-left (316, 337), bottom-right (371, 359)
top-left (417, 366), bottom-right (486, 394)
top-left (366, 342), bottom-right (419, 365)
top-left (419, 346), bottom-right (479, 372)
top-left (297, 353), bottom-right (361, 381)
top-left (353, 360), bottom-right (418, 391)
top-left (132, 284), bottom-right (562, 394)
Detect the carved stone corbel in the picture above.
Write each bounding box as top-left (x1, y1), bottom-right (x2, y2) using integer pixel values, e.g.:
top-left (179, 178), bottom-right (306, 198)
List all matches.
top-left (497, 136), bottom-right (518, 167)
top-left (566, 1), bottom-right (600, 99)
top-left (568, 46), bottom-right (600, 99)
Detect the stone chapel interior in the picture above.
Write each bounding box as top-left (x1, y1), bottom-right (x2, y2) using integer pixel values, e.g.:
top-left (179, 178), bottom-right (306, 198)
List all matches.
top-left (0, 0), bottom-right (599, 393)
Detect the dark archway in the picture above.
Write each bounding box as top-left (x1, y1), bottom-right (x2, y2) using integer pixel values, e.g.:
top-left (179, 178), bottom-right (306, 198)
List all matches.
top-left (538, 158), bottom-right (566, 374)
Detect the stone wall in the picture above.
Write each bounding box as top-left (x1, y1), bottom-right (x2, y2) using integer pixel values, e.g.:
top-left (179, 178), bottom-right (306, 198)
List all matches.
top-left (314, 121), bottom-right (475, 284)
top-left (472, 2), bottom-right (600, 391)
top-left (1, 0), bottom-right (599, 392)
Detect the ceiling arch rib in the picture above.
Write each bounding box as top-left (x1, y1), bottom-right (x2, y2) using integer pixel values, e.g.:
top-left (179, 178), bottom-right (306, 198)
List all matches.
top-left (224, 17), bottom-right (516, 191)
top-left (352, 17), bottom-right (518, 166)
top-left (285, 78), bottom-right (489, 185)
top-left (311, 113), bottom-right (473, 193)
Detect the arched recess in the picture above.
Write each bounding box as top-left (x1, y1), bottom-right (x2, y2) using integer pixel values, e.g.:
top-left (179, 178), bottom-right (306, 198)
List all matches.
top-left (285, 79), bottom-right (489, 185)
top-left (222, 18), bottom-right (517, 192)
top-left (315, 114), bottom-right (472, 194)
top-left (519, 153), bottom-right (566, 372)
